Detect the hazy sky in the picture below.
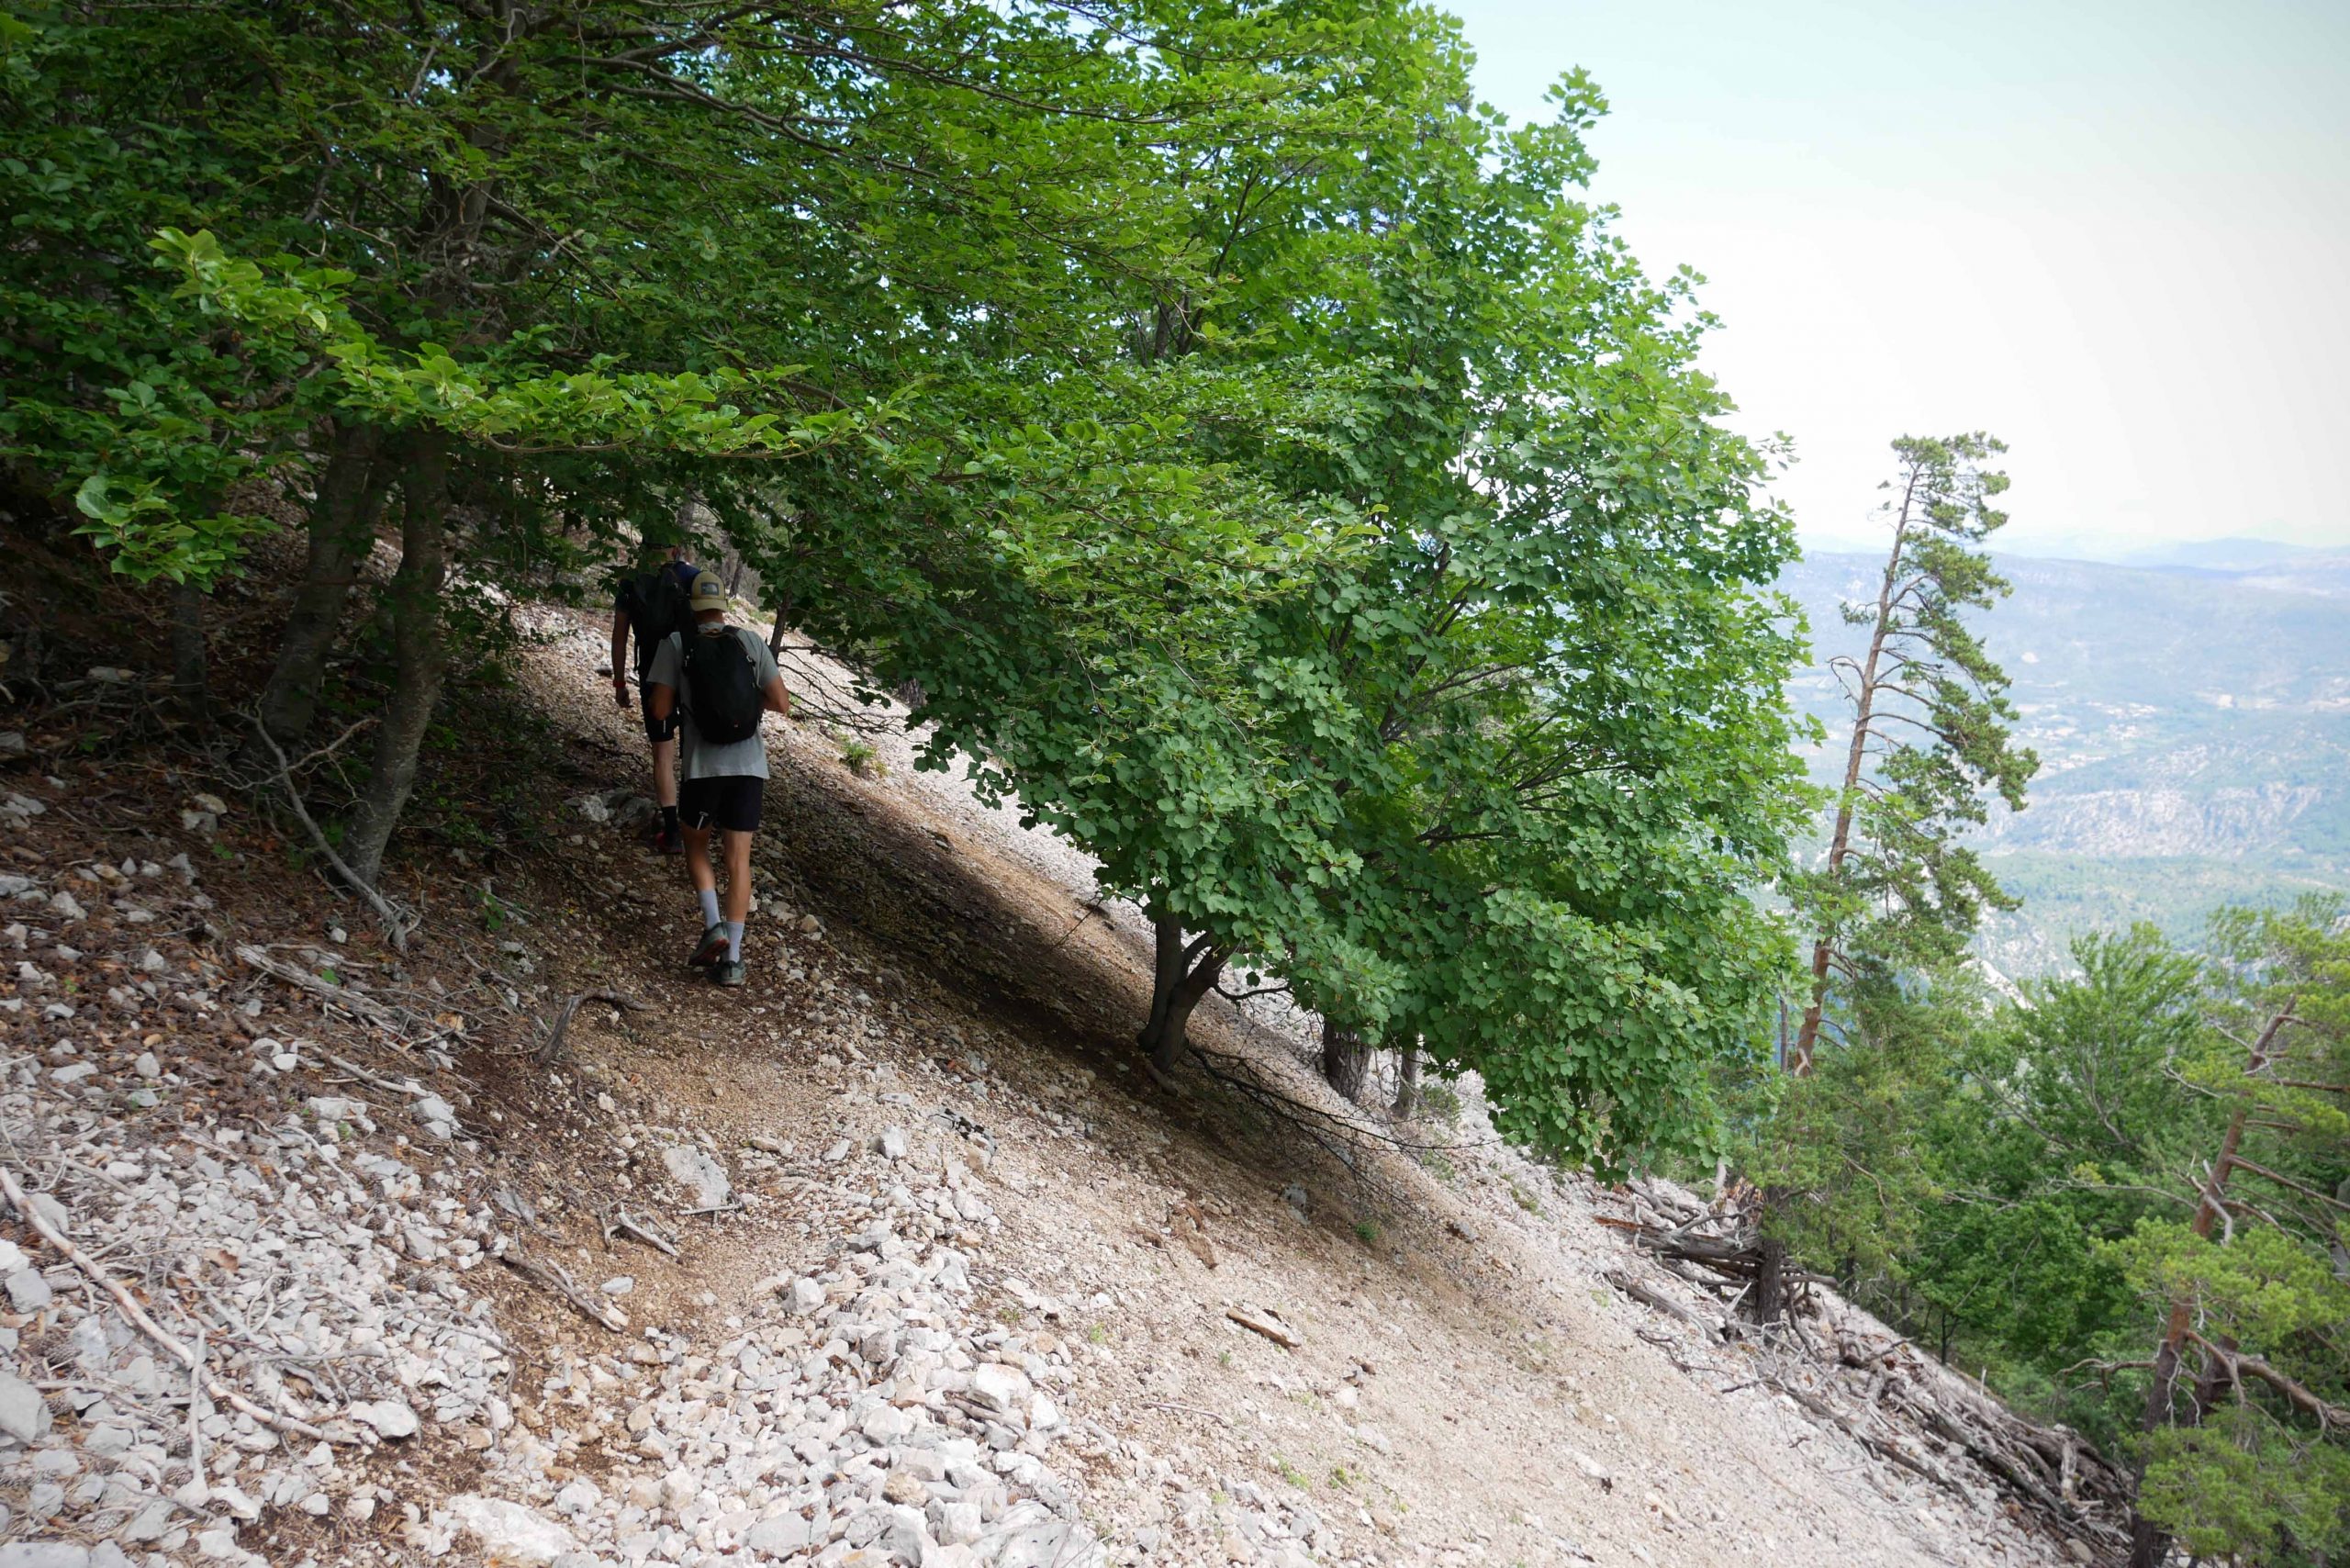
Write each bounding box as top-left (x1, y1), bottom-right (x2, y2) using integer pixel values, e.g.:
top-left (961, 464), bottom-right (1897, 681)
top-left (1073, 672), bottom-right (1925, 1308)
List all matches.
top-left (1441, 0), bottom-right (2350, 559)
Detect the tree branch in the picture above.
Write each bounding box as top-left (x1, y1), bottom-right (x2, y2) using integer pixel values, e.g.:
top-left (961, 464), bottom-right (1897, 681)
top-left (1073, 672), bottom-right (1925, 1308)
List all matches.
top-left (2180, 1330), bottom-right (2350, 1428)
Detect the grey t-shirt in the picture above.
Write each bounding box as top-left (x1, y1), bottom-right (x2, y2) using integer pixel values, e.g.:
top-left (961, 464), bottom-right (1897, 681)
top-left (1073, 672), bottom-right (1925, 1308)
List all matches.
top-left (644, 623), bottom-right (780, 781)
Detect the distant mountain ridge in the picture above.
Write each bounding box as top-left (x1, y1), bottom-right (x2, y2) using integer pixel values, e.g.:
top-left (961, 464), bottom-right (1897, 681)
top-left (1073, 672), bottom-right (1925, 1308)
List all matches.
top-left (2109, 537), bottom-right (2350, 598)
top-left (2116, 536), bottom-right (2325, 572)
top-left (1779, 548), bottom-right (2350, 971)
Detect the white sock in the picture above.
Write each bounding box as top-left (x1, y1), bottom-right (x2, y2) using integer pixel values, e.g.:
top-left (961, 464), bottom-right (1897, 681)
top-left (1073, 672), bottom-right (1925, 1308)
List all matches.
top-left (698, 889), bottom-right (721, 927)
top-left (724, 921), bottom-right (744, 962)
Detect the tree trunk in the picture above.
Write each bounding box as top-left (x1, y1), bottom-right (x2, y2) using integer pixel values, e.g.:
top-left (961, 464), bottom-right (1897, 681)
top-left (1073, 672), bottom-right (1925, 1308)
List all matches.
top-left (249, 422), bottom-right (385, 758)
top-left (2124, 1006), bottom-right (2291, 1568)
top-left (1321, 1020), bottom-right (1371, 1102)
top-left (1749, 1232), bottom-right (1790, 1327)
top-left (2125, 1343), bottom-right (2238, 1568)
top-left (1136, 906), bottom-right (1225, 1074)
top-left (1792, 472), bottom-right (1921, 1074)
top-left (766, 527), bottom-right (805, 655)
top-left (169, 580), bottom-right (208, 734)
top-left (2334, 1175), bottom-right (2350, 1282)
top-left (1393, 1042), bottom-right (1421, 1117)
top-left (342, 433), bottom-right (450, 890)
top-left (1139, 908), bottom-right (1184, 1048)
top-left (1745, 1181), bottom-right (1798, 1327)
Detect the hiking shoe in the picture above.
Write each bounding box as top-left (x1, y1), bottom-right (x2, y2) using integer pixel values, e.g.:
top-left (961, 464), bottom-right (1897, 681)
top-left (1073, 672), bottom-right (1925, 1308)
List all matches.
top-left (651, 825), bottom-right (684, 856)
top-left (710, 958), bottom-right (747, 988)
top-left (688, 923), bottom-right (729, 968)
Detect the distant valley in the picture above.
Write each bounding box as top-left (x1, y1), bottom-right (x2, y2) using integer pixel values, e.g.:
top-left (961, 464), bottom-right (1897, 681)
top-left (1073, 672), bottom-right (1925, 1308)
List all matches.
top-left (1780, 545), bottom-right (2350, 973)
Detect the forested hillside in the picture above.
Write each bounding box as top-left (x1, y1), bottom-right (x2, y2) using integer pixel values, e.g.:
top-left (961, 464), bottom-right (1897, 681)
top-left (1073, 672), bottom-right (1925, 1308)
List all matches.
top-left (1784, 550), bottom-right (2350, 969)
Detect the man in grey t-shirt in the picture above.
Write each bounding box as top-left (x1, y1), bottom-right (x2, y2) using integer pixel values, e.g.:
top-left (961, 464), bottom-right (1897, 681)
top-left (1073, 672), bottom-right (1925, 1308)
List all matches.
top-left (645, 572), bottom-right (792, 986)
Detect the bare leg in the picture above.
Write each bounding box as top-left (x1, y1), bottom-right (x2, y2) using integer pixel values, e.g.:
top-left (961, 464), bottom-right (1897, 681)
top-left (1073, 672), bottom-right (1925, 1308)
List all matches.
top-left (721, 830), bottom-right (754, 923)
top-left (652, 737), bottom-right (678, 809)
top-left (684, 827), bottom-right (717, 897)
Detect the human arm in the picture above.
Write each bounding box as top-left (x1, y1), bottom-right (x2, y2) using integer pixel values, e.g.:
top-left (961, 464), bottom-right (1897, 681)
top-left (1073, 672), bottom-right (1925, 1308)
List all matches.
top-left (763, 675), bottom-right (792, 720)
top-left (649, 681), bottom-right (676, 722)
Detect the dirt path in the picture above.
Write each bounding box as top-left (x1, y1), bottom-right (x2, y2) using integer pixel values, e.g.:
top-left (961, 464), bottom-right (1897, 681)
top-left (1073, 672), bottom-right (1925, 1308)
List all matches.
top-left (479, 602), bottom-right (2066, 1568)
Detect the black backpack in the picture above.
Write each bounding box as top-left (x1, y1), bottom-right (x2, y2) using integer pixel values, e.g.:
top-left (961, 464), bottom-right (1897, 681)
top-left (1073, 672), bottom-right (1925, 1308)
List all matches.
top-left (622, 569), bottom-right (690, 663)
top-left (683, 628), bottom-right (764, 744)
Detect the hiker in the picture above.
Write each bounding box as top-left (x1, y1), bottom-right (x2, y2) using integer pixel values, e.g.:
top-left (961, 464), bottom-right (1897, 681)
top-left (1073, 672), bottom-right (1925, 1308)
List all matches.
top-left (610, 543), bottom-right (700, 854)
top-left (644, 571), bottom-right (792, 987)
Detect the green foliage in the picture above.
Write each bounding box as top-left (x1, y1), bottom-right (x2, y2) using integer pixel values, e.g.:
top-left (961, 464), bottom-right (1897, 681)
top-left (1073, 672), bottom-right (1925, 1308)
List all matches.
top-left (9, 1), bottom-right (1810, 1174)
top-left (2136, 1406), bottom-right (2350, 1562)
top-left (1751, 902), bottom-right (2349, 1558)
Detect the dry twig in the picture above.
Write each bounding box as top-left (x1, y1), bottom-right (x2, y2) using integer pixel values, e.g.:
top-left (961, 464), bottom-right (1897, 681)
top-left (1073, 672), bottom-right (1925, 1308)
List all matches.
top-left (538, 989), bottom-right (648, 1064)
top-left (605, 1207), bottom-right (681, 1259)
top-left (247, 718), bottom-right (415, 951)
top-left (0, 1165), bottom-right (342, 1444)
top-left (238, 945), bottom-right (413, 1037)
top-left (499, 1249), bottom-right (628, 1332)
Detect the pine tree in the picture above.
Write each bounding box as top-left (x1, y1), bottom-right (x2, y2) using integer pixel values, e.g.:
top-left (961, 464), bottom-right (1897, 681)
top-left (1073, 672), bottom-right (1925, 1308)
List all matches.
top-left (1788, 433), bottom-right (2038, 1074)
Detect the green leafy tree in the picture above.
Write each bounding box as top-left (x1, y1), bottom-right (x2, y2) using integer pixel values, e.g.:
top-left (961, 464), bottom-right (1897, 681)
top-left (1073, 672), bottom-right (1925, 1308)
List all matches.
top-left (4, 0), bottom-right (1340, 881)
top-left (827, 75), bottom-right (1814, 1170)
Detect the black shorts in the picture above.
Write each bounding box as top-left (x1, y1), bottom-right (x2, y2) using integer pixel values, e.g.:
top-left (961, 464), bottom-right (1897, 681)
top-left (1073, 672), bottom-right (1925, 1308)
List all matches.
top-left (638, 679), bottom-right (679, 744)
top-left (679, 775), bottom-right (764, 834)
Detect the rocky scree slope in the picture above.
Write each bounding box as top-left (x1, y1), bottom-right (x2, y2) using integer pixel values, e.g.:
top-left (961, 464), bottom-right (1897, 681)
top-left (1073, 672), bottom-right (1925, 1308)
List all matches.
top-left (0, 595), bottom-right (2097, 1568)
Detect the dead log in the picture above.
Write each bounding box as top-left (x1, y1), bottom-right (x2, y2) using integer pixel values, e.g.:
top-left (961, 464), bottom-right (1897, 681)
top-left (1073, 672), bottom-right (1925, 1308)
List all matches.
top-left (1771, 1375), bottom-right (1964, 1496)
top-left (1605, 1270), bottom-right (1706, 1330)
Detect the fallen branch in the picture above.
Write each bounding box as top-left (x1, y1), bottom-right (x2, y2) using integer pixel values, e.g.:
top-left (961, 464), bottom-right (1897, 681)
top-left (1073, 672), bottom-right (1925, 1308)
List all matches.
top-left (499, 1249), bottom-right (628, 1332)
top-left (1771, 1375), bottom-right (1961, 1496)
top-left (249, 719), bottom-right (414, 952)
top-left (238, 946), bottom-right (413, 1036)
top-left (1605, 1269), bottom-right (1707, 1331)
top-left (1225, 1305), bottom-right (1301, 1350)
top-left (604, 1207), bottom-right (680, 1259)
top-left (1143, 1399), bottom-right (1233, 1427)
top-left (538, 989), bottom-right (649, 1064)
top-left (323, 1053), bottom-right (426, 1098)
top-left (0, 1164), bottom-right (341, 1444)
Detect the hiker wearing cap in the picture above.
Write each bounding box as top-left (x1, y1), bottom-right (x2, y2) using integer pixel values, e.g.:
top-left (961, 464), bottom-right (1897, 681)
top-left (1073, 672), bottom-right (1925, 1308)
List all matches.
top-left (644, 571), bottom-right (792, 987)
top-left (610, 543), bottom-right (699, 854)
